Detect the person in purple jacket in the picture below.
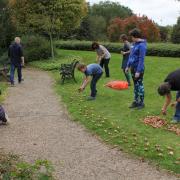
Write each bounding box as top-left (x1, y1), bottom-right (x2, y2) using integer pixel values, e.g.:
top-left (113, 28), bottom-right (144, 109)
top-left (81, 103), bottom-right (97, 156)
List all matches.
top-left (125, 28), bottom-right (147, 109)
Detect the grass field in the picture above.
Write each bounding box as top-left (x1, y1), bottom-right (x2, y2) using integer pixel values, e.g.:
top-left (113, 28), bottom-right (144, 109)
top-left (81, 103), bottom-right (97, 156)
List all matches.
top-left (30, 49), bottom-right (180, 174)
top-left (0, 81), bottom-right (8, 103)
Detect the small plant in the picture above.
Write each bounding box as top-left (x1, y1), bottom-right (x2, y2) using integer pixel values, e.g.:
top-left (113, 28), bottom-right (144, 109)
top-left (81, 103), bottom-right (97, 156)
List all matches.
top-left (0, 152), bottom-right (54, 180)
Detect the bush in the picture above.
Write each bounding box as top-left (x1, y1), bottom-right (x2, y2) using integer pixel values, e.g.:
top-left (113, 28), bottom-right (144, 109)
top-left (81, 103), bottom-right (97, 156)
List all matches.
top-left (0, 50), bottom-right (8, 65)
top-left (0, 152), bottom-right (54, 179)
top-left (22, 35), bottom-right (51, 62)
top-left (55, 40), bottom-right (180, 57)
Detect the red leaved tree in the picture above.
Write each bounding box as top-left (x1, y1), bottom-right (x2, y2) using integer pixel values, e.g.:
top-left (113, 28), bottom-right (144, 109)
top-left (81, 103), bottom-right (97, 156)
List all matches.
top-left (107, 15), bottom-right (160, 42)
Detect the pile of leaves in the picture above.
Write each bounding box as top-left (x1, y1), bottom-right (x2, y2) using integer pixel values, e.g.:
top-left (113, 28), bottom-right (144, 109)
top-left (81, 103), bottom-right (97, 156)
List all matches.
top-left (143, 116), bottom-right (167, 128)
top-left (143, 116), bottom-right (180, 136)
top-left (167, 125), bottom-right (180, 136)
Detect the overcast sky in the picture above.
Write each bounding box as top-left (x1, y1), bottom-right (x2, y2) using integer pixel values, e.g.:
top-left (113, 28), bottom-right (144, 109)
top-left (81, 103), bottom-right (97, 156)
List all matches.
top-left (88, 0), bottom-right (180, 26)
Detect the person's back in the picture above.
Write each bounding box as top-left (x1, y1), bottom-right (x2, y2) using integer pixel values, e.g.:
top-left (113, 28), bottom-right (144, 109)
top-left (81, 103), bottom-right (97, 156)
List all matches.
top-left (9, 42), bottom-right (23, 66)
top-left (8, 37), bottom-right (24, 85)
top-left (86, 64), bottom-right (103, 76)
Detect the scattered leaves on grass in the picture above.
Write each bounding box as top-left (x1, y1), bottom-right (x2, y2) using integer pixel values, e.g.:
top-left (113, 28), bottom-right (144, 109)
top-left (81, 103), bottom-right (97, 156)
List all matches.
top-left (167, 125), bottom-right (180, 136)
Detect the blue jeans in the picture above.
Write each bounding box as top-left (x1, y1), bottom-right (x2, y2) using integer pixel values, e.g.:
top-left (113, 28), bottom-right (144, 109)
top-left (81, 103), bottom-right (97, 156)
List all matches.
top-left (90, 73), bottom-right (103, 97)
top-left (10, 63), bottom-right (22, 84)
top-left (174, 91), bottom-right (180, 121)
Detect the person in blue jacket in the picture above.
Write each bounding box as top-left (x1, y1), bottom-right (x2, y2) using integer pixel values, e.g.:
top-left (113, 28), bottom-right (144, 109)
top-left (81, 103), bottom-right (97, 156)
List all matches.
top-left (125, 28), bottom-right (147, 109)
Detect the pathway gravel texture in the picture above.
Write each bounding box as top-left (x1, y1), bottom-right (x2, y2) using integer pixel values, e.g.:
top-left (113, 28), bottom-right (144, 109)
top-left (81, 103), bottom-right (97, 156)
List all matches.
top-left (0, 68), bottom-right (179, 180)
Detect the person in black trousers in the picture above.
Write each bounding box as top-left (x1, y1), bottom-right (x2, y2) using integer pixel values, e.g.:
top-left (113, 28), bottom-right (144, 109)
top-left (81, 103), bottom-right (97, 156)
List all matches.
top-left (158, 69), bottom-right (180, 123)
top-left (92, 42), bottom-right (111, 77)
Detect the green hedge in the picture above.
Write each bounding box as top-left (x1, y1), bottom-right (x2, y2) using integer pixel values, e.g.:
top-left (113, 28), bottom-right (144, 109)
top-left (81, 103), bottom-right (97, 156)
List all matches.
top-left (55, 40), bottom-right (180, 57)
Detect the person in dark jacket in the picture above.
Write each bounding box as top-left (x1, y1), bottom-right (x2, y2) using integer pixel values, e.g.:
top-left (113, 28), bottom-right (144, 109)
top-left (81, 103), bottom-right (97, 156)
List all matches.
top-left (120, 34), bottom-right (131, 86)
top-left (125, 28), bottom-right (147, 109)
top-left (8, 37), bottom-right (24, 85)
top-left (158, 69), bottom-right (180, 123)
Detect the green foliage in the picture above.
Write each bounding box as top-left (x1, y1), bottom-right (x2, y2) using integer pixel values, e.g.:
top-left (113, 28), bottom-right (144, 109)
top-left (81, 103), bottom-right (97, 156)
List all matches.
top-left (0, 152), bottom-right (54, 179)
top-left (75, 1), bottom-right (133, 41)
top-left (30, 49), bottom-right (180, 174)
top-left (55, 40), bottom-right (180, 57)
top-left (88, 15), bottom-right (107, 41)
top-left (171, 17), bottom-right (180, 44)
top-left (9, 0), bottom-right (87, 58)
top-left (159, 26), bottom-right (170, 42)
top-left (91, 1), bottom-right (133, 24)
top-left (21, 35), bottom-right (51, 62)
top-left (0, 0), bottom-right (16, 49)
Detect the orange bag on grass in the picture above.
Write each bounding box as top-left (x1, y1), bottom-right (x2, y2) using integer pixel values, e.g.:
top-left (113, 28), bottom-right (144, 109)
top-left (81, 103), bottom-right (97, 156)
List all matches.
top-left (105, 81), bottom-right (128, 90)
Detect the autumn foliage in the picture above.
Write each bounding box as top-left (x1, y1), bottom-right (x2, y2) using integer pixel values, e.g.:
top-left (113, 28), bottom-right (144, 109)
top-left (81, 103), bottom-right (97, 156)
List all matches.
top-left (107, 15), bottom-right (160, 42)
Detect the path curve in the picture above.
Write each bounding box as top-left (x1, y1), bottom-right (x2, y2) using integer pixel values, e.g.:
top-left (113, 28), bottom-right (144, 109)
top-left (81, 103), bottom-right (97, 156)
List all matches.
top-left (0, 68), bottom-right (178, 180)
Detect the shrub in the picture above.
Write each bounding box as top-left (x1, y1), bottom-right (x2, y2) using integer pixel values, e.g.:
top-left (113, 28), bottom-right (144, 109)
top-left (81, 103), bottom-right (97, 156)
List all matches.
top-left (0, 50), bottom-right (8, 64)
top-left (21, 35), bottom-right (51, 62)
top-left (0, 152), bottom-right (54, 179)
top-left (55, 40), bottom-right (180, 57)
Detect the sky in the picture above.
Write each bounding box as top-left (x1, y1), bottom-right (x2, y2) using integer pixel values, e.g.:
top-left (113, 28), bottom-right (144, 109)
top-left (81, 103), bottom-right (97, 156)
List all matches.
top-left (88, 0), bottom-right (180, 26)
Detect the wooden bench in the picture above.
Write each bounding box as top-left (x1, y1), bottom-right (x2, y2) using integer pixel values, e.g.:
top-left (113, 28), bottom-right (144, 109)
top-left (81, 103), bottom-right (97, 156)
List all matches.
top-left (59, 59), bottom-right (79, 84)
top-left (0, 64), bottom-right (10, 82)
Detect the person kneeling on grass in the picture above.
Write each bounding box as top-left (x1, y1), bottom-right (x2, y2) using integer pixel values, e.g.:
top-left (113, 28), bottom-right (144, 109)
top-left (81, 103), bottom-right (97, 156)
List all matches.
top-left (77, 63), bottom-right (103, 101)
top-left (158, 68), bottom-right (180, 123)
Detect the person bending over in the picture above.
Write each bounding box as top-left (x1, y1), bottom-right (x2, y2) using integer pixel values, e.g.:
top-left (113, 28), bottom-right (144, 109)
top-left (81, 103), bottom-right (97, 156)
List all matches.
top-left (77, 63), bottom-right (103, 101)
top-left (158, 69), bottom-right (180, 123)
top-left (92, 42), bottom-right (111, 78)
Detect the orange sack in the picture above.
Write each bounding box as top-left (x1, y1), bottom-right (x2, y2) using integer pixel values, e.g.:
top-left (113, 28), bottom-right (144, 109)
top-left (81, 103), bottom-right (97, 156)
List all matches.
top-left (105, 81), bottom-right (128, 90)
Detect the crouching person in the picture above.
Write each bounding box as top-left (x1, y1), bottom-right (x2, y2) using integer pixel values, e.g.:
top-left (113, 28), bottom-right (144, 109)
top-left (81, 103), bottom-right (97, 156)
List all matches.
top-left (158, 69), bottom-right (180, 123)
top-left (77, 63), bottom-right (103, 100)
top-left (0, 105), bottom-right (9, 125)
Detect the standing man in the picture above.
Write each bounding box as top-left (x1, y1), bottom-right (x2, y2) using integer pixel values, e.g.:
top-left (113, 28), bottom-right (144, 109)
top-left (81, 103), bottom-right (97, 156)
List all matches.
top-left (125, 28), bottom-right (147, 109)
top-left (120, 34), bottom-right (131, 86)
top-left (158, 69), bottom-right (180, 123)
top-left (92, 42), bottom-right (111, 78)
top-left (77, 63), bottom-right (103, 100)
top-left (8, 37), bottom-right (24, 85)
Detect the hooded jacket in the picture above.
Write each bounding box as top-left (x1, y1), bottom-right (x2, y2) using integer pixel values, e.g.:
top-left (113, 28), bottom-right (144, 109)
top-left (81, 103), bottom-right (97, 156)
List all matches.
top-left (127, 40), bottom-right (147, 73)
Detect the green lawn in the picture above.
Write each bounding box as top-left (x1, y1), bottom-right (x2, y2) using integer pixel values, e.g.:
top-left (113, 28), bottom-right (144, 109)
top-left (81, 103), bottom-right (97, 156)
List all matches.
top-left (0, 81), bottom-right (8, 103)
top-left (30, 49), bottom-right (180, 174)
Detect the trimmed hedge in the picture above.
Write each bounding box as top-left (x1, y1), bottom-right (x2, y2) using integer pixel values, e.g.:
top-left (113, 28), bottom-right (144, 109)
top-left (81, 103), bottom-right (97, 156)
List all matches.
top-left (55, 40), bottom-right (180, 57)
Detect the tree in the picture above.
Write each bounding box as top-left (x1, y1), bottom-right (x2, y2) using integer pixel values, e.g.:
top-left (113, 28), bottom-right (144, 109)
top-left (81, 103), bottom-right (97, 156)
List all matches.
top-left (108, 15), bottom-right (160, 42)
top-left (91, 1), bottom-right (133, 24)
top-left (75, 1), bottom-right (133, 41)
top-left (0, 0), bottom-right (15, 49)
top-left (158, 26), bottom-right (170, 42)
top-left (9, 0), bottom-right (87, 58)
top-left (171, 17), bottom-right (180, 43)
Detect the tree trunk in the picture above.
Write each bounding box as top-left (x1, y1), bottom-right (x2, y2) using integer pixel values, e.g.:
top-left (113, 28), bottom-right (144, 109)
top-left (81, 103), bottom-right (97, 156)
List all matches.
top-left (49, 33), bottom-right (54, 59)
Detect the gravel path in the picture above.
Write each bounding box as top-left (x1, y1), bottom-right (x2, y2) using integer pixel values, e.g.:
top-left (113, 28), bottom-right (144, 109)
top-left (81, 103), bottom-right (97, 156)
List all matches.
top-left (0, 68), bottom-right (179, 180)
